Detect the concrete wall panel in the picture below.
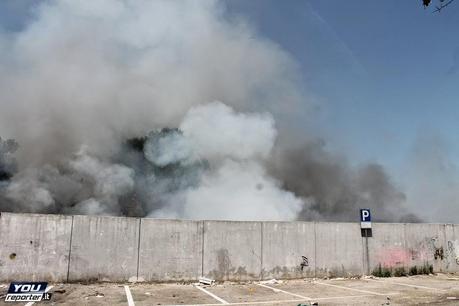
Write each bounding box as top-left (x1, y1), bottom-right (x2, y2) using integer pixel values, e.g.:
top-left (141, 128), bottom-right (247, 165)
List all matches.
top-left (444, 224), bottom-right (459, 273)
top-left (404, 223), bottom-right (448, 272)
top-left (203, 221), bottom-right (261, 281)
top-left (261, 222), bottom-right (315, 279)
top-left (1, 212), bottom-right (457, 282)
top-left (315, 222), bottom-right (363, 277)
top-left (0, 212), bottom-right (72, 282)
top-left (138, 219), bottom-right (203, 282)
top-left (68, 215), bottom-right (139, 282)
top-left (368, 223), bottom-right (406, 273)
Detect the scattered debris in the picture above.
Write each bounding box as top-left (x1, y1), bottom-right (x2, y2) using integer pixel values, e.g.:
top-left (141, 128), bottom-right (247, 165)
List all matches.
top-left (382, 296), bottom-right (391, 305)
top-left (363, 275), bottom-right (376, 279)
top-left (85, 291), bottom-right (105, 298)
top-left (260, 279), bottom-right (283, 285)
top-left (199, 277), bottom-right (215, 286)
top-left (54, 289), bottom-right (66, 294)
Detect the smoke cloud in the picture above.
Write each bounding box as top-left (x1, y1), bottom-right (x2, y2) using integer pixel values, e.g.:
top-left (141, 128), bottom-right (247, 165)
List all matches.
top-left (402, 132), bottom-right (459, 224)
top-left (146, 102), bottom-right (302, 220)
top-left (268, 142), bottom-right (419, 222)
top-left (0, 0), bottom-right (418, 222)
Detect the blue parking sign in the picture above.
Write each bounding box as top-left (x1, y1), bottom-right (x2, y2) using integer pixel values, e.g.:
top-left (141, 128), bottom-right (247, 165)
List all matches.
top-left (360, 209), bottom-right (372, 229)
top-left (360, 209), bottom-right (371, 222)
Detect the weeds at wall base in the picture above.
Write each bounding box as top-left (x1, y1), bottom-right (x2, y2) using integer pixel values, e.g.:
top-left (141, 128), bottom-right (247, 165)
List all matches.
top-left (372, 263), bottom-right (433, 277)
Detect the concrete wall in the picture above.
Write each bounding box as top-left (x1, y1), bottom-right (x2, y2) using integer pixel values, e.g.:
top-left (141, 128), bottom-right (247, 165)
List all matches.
top-left (315, 222), bottom-right (364, 277)
top-left (0, 212), bottom-right (457, 282)
top-left (367, 223), bottom-right (459, 274)
top-left (367, 223), bottom-right (406, 274)
top-left (444, 224), bottom-right (459, 273)
top-left (0, 213), bottom-right (72, 282)
top-left (202, 221), bottom-right (261, 281)
top-left (68, 215), bottom-right (139, 282)
top-left (261, 221), bottom-right (315, 279)
top-left (138, 219), bottom-right (203, 282)
top-left (404, 223), bottom-right (446, 272)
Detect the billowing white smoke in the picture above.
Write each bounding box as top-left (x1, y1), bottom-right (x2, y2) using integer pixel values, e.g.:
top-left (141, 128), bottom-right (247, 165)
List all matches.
top-left (0, 0), bottom-right (303, 219)
top-left (3, 148), bottom-right (135, 215)
top-left (0, 0), bottom-right (417, 222)
top-left (0, 0), bottom-right (301, 168)
top-left (1, 102), bottom-right (303, 220)
top-left (148, 102), bottom-right (303, 220)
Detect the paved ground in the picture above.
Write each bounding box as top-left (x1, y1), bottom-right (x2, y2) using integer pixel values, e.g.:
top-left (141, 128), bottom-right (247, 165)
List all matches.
top-left (0, 274), bottom-right (458, 305)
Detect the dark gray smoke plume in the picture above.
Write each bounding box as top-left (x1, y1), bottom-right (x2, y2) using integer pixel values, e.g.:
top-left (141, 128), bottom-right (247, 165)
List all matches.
top-left (0, 0), bottom-right (419, 222)
top-left (0, 138), bottom-right (18, 182)
top-left (269, 141), bottom-right (420, 222)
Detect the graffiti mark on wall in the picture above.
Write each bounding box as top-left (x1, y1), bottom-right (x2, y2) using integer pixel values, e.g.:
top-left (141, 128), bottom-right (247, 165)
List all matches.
top-left (434, 247), bottom-right (444, 260)
top-left (409, 236), bottom-right (451, 263)
top-left (300, 256), bottom-right (308, 271)
top-left (444, 240), bottom-right (459, 268)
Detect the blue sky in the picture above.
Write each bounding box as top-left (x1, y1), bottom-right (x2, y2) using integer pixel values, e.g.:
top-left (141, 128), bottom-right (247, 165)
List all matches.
top-left (1, 0), bottom-right (459, 187)
top-left (226, 1), bottom-right (459, 177)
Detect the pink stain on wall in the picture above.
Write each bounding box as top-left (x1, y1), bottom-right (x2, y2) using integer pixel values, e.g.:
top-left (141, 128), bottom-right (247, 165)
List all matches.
top-left (376, 247), bottom-right (411, 267)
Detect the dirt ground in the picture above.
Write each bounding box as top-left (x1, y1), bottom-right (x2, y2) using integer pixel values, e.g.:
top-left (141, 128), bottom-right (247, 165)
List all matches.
top-left (0, 274), bottom-right (458, 305)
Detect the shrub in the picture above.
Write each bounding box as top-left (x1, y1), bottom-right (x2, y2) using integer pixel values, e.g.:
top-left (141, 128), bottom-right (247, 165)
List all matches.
top-left (372, 264), bottom-right (392, 277)
top-left (394, 267), bottom-right (407, 277)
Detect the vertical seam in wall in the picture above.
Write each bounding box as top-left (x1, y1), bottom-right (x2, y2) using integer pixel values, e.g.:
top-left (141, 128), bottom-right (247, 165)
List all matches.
top-left (66, 215), bottom-right (74, 283)
top-left (201, 221), bottom-right (205, 277)
top-left (136, 218), bottom-right (142, 280)
top-left (260, 222), bottom-right (263, 280)
top-left (313, 222), bottom-right (317, 278)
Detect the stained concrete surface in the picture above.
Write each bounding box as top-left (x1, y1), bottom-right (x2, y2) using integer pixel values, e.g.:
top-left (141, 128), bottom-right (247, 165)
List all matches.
top-left (138, 219), bottom-right (203, 282)
top-left (0, 274), bottom-right (457, 305)
top-left (203, 221), bottom-right (262, 281)
top-left (261, 221), bottom-right (315, 279)
top-left (68, 215), bottom-right (140, 282)
top-left (0, 213), bottom-right (72, 282)
top-left (314, 222), bottom-right (364, 277)
top-left (1, 213), bottom-right (459, 282)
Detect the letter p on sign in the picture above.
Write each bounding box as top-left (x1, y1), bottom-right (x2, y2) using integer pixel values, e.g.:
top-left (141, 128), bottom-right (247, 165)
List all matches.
top-left (360, 209), bottom-right (371, 229)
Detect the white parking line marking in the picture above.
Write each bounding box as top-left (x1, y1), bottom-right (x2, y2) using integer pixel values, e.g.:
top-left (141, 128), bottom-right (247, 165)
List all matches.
top-left (368, 279), bottom-right (447, 292)
top-left (256, 283), bottom-right (312, 300)
top-left (24, 285), bottom-right (54, 306)
top-left (124, 285), bottom-right (135, 306)
top-left (194, 285), bottom-right (229, 304)
top-left (315, 294), bottom-right (375, 300)
top-left (162, 294), bottom-right (375, 306)
top-left (314, 281), bottom-right (388, 296)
